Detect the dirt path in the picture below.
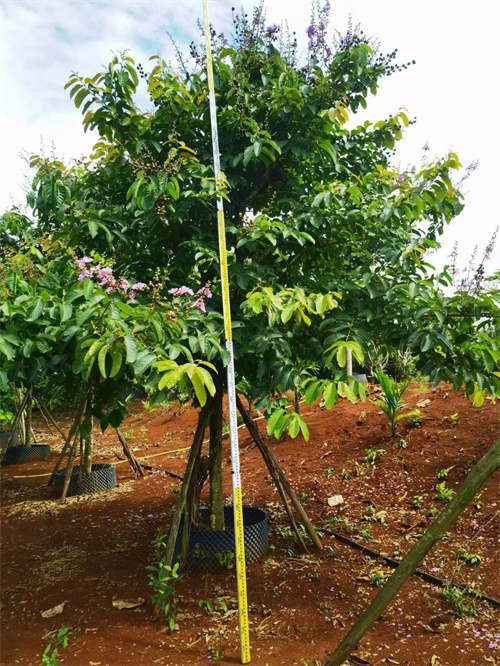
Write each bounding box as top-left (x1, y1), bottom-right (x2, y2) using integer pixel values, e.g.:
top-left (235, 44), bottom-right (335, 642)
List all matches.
top-left (1, 384), bottom-right (499, 666)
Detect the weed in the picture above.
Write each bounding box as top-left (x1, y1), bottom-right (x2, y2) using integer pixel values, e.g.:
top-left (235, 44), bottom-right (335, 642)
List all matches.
top-left (364, 505), bottom-right (375, 517)
top-left (324, 546), bottom-right (337, 558)
top-left (146, 534), bottom-right (182, 631)
top-left (360, 528), bottom-right (373, 540)
top-left (435, 482), bottom-right (454, 502)
top-left (437, 466), bottom-right (453, 480)
top-left (140, 425), bottom-right (148, 445)
top-left (341, 468), bottom-right (352, 480)
top-left (363, 448), bottom-right (386, 467)
top-left (372, 369), bottom-right (421, 436)
top-left (370, 570), bottom-right (388, 587)
top-left (41, 627), bottom-right (80, 666)
top-left (407, 413), bottom-right (423, 428)
top-left (198, 599), bottom-right (212, 613)
top-left (442, 584), bottom-right (482, 618)
top-left (214, 550), bottom-right (235, 569)
top-left (263, 558), bottom-right (278, 568)
top-left (458, 549), bottom-right (482, 566)
top-left (445, 412), bottom-right (459, 426)
top-left (325, 468), bottom-right (335, 479)
top-left (429, 506), bottom-right (439, 517)
top-left (396, 439), bottom-right (407, 449)
top-left (412, 494), bottom-right (426, 509)
top-left (122, 428), bottom-right (135, 441)
top-left (275, 525), bottom-right (295, 539)
top-left (142, 400), bottom-right (154, 413)
top-left (300, 491), bottom-right (307, 503)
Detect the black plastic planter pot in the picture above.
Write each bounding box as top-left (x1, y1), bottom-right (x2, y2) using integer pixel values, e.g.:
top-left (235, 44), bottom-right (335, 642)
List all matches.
top-left (1, 444), bottom-right (50, 465)
top-left (0, 431), bottom-right (19, 446)
top-left (174, 506), bottom-right (268, 573)
top-left (53, 464), bottom-right (117, 497)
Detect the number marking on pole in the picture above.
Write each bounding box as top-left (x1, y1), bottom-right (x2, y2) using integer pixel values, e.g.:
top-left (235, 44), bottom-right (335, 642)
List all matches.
top-left (202, 1), bottom-right (250, 662)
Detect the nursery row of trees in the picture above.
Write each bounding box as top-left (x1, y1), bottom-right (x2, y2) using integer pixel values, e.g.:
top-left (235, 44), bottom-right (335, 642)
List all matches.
top-left (1, 3), bottom-right (499, 541)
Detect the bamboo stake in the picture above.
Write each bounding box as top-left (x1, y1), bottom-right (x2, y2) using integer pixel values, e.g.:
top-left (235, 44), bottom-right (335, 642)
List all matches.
top-left (323, 438), bottom-right (500, 666)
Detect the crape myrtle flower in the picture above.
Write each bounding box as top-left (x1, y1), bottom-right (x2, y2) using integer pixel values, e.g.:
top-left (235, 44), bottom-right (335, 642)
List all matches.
top-left (196, 286), bottom-right (213, 298)
top-left (169, 286), bottom-right (194, 297)
top-left (191, 298), bottom-right (206, 313)
top-left (76, 256), bottom-right (93, 269)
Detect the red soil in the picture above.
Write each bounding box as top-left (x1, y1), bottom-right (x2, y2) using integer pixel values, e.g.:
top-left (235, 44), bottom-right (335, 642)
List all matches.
top-left (1, 384), bottom-right (499, 666)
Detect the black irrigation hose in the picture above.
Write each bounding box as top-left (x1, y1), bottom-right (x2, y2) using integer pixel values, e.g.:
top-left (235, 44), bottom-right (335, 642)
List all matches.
top-left (317, 526), bottom-right (500, 609)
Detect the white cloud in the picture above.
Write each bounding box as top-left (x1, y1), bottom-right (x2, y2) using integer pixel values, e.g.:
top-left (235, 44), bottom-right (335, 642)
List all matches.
top-left (1, 0), bottom-right (498, 274)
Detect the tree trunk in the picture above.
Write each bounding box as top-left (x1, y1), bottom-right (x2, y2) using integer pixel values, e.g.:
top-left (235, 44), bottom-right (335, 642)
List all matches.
top-left (236, 395), bottom-right (323, 551)
top-left (163, 399), bottom-right (211, 569)
top-left (323, 438), bottom-right (500, 666)
top-left (346, 348), bottom-right (353, 378)
top-left (294, 388), bottom-right (300, 414)
top-left (209, 382), bottom-right (225, 530)
top-left (24, 386), bottom-right (33, 447)
top-left (83, 391), bottom-right (93, 474)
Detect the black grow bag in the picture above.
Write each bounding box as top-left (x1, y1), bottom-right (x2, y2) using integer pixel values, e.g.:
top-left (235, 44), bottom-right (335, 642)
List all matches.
top-left (2, 444), bottom-right (51, 465)
top-left (174, 506), bottom-right (268, 573)
top-left (53, 464), bottom-right (117, 497)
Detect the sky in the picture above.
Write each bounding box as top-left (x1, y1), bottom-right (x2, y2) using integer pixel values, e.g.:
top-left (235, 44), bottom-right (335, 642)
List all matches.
top-left (1, 0), bottom-right (499, 275)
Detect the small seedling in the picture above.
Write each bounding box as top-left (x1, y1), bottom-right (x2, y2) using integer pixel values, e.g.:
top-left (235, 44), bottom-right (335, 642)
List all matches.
top-left (324, 546), bottom-right (337, 558)
top-left (300, 491), bottom-right (307, 503)
top-left (363, 448), bottom-right (386, 467)
top-left (372, 369), bottom-right (421, 435)
top-left (442, 584), bottom-right (482, 618)
top-left (360, 528), bottom-right (373, 540)
top-left (370, 570), bottom-right (387, 587)
top-left (458, 549), bottom-right (482, 566)
top-left (214, 550), bottom-right (235, 569)
top-left (147, 535), bottom-right (183, 631)
top-left (217, 596), bottom-right (236, 613)
top-left (142, 400), bottom-right (154, 413)
top-left (123, 427), bottom-right (135, 441)
top-left (198, 599), bottom-right (212, 613)
top-left (42, 627), bottom-right (80, 666)
top-left (325, 468), bottom-right (335, 479)
top-left (437, 466), bottom-right (454, 480)
top-left (435, 482), bottom-right (454, 502)
top-left (140, 425), bottom-right (148, 445)
top-left (429, 506), bottom-right (439, 517)
top-left (412, 494), bottom-right (426, 509)
top-left (396, 439), bottom-right (407, 449)
top-left (407, 413), bottom-right (423, 428)
top-left (263, 558), bottom-right (278, 568)
top-left (446, 412), bottom-right (459, 426)
top-left (341, 468), bottom-right (352, 480)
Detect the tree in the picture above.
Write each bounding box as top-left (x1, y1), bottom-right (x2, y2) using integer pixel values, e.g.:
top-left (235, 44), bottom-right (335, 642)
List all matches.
top-left (1, 2), bottom-right (498, 546)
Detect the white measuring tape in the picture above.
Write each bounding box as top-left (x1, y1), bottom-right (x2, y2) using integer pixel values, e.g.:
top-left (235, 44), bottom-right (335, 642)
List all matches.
top-left (202, 1), bottom-right (250, 662)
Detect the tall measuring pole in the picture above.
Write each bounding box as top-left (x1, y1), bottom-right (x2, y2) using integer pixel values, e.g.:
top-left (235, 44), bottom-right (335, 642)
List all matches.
top-left (202, 1), bottom-right (250, 662)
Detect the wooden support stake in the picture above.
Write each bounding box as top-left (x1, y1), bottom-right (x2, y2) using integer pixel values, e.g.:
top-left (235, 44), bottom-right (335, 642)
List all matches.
top-left (323, 438), bottom-right (500, 666)
top-left (48, 401), bottom-right (85, 486)
top-left (0, 391), bottom-right (30, 462)
top-left (236, 395), bottom-right (322, 551)
top-left (116, 428), bottom-right (144, 477)
top-left (163, 399), bottom-right (211, 569)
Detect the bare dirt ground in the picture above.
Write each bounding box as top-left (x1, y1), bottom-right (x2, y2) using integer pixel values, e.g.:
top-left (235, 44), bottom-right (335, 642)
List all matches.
top-left (1, 383), bottom-right (499, 666)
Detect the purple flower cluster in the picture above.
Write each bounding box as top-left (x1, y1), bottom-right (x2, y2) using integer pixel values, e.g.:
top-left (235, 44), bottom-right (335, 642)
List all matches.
top-left (307, 1), bottom-right (331, 59)
top-left (169, 284), bottom-right (213, 313)
top-left (75, 256), bottom-right (147, 302)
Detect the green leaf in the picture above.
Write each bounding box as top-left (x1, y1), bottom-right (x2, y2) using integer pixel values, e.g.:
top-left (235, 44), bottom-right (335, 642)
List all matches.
top-left (191, 369), bottom-right (207, 406)
top-left (98, 344), bottom-right (109, 378)
top-left (266, 408), bottom-right (286, 436)
top-left (109, 347), bottom-right (123, 378)
top-left (27, 298), bottom-right (43, 322)
top-left (124, 335), bottom-right (138, 363)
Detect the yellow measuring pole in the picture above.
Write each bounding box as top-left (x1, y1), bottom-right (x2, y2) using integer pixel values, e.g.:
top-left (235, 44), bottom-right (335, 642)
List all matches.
top-left (202, 1), bottom-right (250, 662)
